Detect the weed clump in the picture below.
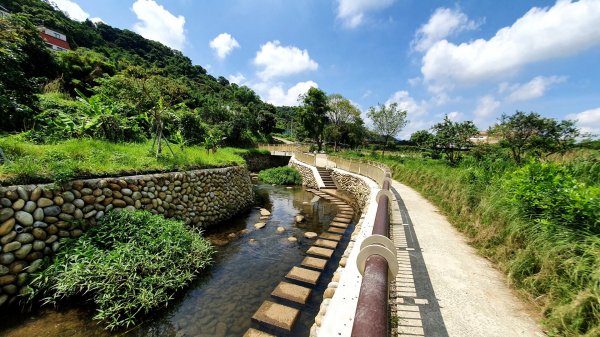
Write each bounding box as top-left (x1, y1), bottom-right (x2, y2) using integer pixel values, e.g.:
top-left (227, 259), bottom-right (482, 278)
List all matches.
top-left (258, 166), bottom-right (302, 185)
top-left (27, 210), bottom-right (214, 330)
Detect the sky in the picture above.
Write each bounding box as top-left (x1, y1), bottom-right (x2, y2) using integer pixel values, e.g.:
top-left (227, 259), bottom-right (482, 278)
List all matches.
top-left (51, 0), bottom-right (600, 139)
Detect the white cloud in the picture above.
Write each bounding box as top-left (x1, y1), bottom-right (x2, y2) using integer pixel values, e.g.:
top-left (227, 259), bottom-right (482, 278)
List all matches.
top-left (474, 95), bottom-right (500, 119)
top-left (567, 107), bottom-right (600, 136)
top-left (228, 73), bottom-right (246, 85)
top-left (447, 111), bottom-right (463, 121)
top-left (337, 0), bottom-right (395, 28)
top-left (253, 81), bottom-right (318, 106)
top-left (209, 33), bottom-right (240, 59)
top-left (90, 17), bottom-right (104, 24)
top-left (421, 0), bottom-right (600, 90)
top-left (52, 0), bottom-right (89, 21)
top-left (254, 41), bottom-right (318, 81)
top-left (132, 0), bottom-right (186, 51)
top-left (385, 90), bottom-right (427, 116)
top-left (505, 76), bottom-right (566, 102)
top-left (412, 7), bottom-right (480, 52)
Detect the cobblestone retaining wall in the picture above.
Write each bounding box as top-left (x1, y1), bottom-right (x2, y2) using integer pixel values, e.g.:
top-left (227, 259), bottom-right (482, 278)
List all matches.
top-left (0, 166), bottom-right (253, 306)
top-left (331, 170), bottom-right (370, 209)
top-left (289, 160), bottom-right (319, 189)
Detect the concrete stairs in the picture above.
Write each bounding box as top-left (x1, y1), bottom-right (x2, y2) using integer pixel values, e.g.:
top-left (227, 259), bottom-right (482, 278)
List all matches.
top-left (316, 167), bottom-right (337, 189)
top-left (246, 189), bottom-right (354, 336)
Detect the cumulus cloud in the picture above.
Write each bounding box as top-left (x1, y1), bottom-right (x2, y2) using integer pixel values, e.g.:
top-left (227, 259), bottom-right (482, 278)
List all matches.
top-left (474, 95), bottom-right (500, 119)
top-left (421, 0), bottom-right (600, 90)
top-left (254, 41), bottom-right (318, 81)
top-left (567, 107), bottom-right (600, 136)
top-left (254, 81), bottom-right (318, 106)
top-left (132, 0), bottom-right (186, 51)
top-left (209, 33), bottom-right (240, 59)
top-left (52, 0), bottom-right (90, 21)
top-left (385, 90), bottom-right (427, 116)
top-left (503, 76), bottom-right (566, 102)
top-left (337, 0), bottom-right (395, 28)
top-left (228, 73), bottom-right (246, 85)
top-left (412, 7), bottom-right (480, 52)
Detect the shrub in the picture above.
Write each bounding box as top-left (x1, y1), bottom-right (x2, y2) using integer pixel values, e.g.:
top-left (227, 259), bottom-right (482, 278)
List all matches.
top-left (27, 210), bottom-right (214, 330)
top-left (258, 166), bottom-right (302, 185)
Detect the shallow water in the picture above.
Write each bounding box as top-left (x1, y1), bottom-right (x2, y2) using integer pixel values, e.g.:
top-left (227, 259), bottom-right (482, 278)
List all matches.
top-left (0, 184), bottom-right (356, 337)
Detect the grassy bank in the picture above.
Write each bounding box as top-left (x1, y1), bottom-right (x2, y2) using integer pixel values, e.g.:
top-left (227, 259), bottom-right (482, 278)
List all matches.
top-left (0, 135), bottom-right (260, 185)
top-left (338, 151), bottom-right (599, 336)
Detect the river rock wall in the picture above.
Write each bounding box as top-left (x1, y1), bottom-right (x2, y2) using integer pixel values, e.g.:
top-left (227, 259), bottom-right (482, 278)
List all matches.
top-left (289, 160), bottom-right (319, 189)
top-left (330, 170), bottom-right (370, 210)
top-left (0, 166), bottom-right (253, 307)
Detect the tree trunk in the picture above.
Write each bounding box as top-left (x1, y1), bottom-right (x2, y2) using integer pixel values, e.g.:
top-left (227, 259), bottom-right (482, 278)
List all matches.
top-left (382, 135), bottom-right (389, 157)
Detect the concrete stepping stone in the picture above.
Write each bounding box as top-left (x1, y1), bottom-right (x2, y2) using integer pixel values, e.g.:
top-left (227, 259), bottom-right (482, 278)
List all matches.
top-left (315, 239), bottom-right (338, 249)
top-left (271, 282), bottom-right (312, 304)
top-left (320, 232), bottom-right (342, 241)
top-left (252, 300), bottom-right (300, 332)
top-left (339, 210), bottom-right (354, 215)
top-left (337, 212), bottom-right (353, 218)
top-left (307, 246), bottom-right (335, 258)
top-left (301, 256), bottom-right (328, 270)
top-left (332, 217), bottom-right (351, 223)
top-left (328, 226), bottom-right (346, 234)
top-left (330, 221), bottom-right (349, 229)
top-left (243, 328), bottom-right (276, 337)
top-left (286, 266), bottom-right (321, 285)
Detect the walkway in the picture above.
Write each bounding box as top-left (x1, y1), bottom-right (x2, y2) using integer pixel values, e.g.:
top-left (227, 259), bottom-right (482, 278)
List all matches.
top-left (388, 180), bottom-right (544, 337)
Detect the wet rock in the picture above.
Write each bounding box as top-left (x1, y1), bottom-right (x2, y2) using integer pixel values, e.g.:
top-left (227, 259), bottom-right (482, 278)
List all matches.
top-left (16, 187), bottom-right (29, 201)
top-left (113, 199), bottom-right (127, 208)
top-left (23, 201), bottom-right (36, 213)
top-left (0, 198), bottom-right (11, 207)
top-left (36, 198), bottom-right (53, 208)
top-left (72, 199), bottom-right (85, 208)
top-left (33, 208), bottom-right (44, 221)
top-left (61, 203), bottom-right (75, 214)
top-left (80, 188), bottom-right (93, 195)
top-left (82, 195), bottom-right (96, 204)
top-left (9, 261), bottom-right (27, 274)
top-left (33, 240), bottom-right (46, 251)
top-left (43, 206), bottom-right (61, 217)
top-left (0, 265), bottom-right (8, 275)
top-left (295, 214), bottom-right (305, 223)
top-left (287, 237), bottom-right (298, 242)
top-left (0, 253), bottom-right (14, 266)
top-left (14, 211), bottom-right (33, 226)
top-left (3, 241), bottom-right (21, 253)
top-left (74, 209), bottom-right (84, 220)
top-left (14, 244), bottom-right (32, 259)
top-left (62, 191), bottom-right (75, 202)
top-left (11, 199), bottom-right (25, 211)
top-left (1, 231), bottom-right (16, 245)
top-left (0, 208), bottom-right (14, 223)
top-left (33, 221), bottom-right (48, 228)
top-left (28, 259), bottom-right (43, 273)
top-left (53, 196), bottom-right (64, 206)
top-left (15, 233), bottom-right (34, 244)
top-left (32, 228), bottom-right (46, 240)
top-left (259, 208), bottom-right (271, 216)
top-left (304, 232), bottom-right (318, 239)
top-left (254, 222), bottom-right (266, 229)
top-left (0, 218), bottom-right (15, 236)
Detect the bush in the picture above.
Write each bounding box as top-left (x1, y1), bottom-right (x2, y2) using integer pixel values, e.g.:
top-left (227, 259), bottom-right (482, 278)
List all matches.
top-left (27, 210), bottom-right (214, 330)
top-left (258, 166), bottom-right (302, 185)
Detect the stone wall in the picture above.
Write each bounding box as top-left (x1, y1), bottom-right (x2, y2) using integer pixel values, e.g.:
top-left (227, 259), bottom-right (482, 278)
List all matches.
top-left (0, 166), bottom-right (253, 306)
top-left (331, 170), bottom-right (370, 210)
top-left (289, 160), bottom-right (319, 189)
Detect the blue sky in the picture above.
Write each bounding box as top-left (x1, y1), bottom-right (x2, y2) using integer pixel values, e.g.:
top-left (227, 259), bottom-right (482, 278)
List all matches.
top-left (52, 0), bottom-right (600, 138)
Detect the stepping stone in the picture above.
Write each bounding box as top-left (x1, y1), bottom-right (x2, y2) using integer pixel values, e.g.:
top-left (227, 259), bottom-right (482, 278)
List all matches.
top-left (271, 282), bottom-right (312, 304)
top-left (328, 227), bottom-right (346, 234)
top-left (336, 213), bottom-right (353, 219)
top-left (315, 239), bottom-right (338, 249)
top-left (332, 217), bottom-right (351, 223)
top-left (286, 266), bottom-right (321, 285)
top-left (252, 301), bottom-right (300, 332)
top-left (320, 232), bottom-right (342, 241)
top-left (302, 256), bottom-right (328, 270)
top-left (339, 211), bottom-right (354, 215)
top-left (330, 221), bottom-right (349, 229)
top-left (307, 246), bottom-right (334, 258)
top-left (244, 328), bottom-right (275, 337)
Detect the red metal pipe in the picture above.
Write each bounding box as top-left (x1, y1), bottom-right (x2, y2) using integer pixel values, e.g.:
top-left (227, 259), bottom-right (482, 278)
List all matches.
top-left (372, 194), bottom-right (389, 236)
top-left (351, 255), bottom-right (389, 337)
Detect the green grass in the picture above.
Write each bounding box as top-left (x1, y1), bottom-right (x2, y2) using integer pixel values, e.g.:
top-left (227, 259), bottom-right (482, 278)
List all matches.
top-left (258, 166), bottom-right (302, 185)
top-left (0, 135), bottom-right (253, 185)
top-left (336, 151), bottom-right (599, 337)
top-left (27, 210), bottom-right (214, 330)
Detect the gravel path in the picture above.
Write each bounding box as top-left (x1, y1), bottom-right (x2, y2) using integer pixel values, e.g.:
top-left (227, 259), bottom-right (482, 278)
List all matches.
top-left (390, 180), bottom-right (546, 337)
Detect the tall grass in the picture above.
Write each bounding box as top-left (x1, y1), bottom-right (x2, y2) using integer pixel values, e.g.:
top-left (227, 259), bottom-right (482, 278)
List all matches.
top-left (343, 152), bottom-right (599, 336)
top-left (0, 135), bottom-right (250, 185)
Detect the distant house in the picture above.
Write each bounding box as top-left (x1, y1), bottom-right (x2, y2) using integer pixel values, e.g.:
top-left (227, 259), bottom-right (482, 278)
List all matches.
top-left (38, 26), bottom-right (71, 51)
top-left (469, 131), bottom-right (499, 144)
top-left (0, 5), bottom-right (10, 17)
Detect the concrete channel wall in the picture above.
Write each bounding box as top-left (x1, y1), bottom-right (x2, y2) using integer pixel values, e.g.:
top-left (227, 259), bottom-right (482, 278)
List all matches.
top-left (0, 166), bottom-right (254, 306)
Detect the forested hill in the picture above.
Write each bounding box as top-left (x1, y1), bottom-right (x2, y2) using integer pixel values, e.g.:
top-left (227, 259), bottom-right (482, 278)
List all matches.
top-left (0, 0), bottom-right (276, 147)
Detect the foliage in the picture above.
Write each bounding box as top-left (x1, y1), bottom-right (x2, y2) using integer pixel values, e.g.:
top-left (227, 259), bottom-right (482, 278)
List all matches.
top-left (506, 161), bottom-right (599, 234)
top-left (0, 135), bottom-right (248, 185)
top-left (258, 166), bottom-right (302, 185)
top-left (300, 87), bottom-right (330, 151)
top-left (27, 210), bottom-right (214, 330)
top-left (410, 130), bottom-right (435, 149)
top-left (55, 48), bottom-right (116, 95)
top-left (325, 94), bottom-right (366, 151)
top-left (367, 102), bottom-right (408, 156)
top-left (431, 115), bottom-right (478, 165)
top-left (490, 111), bottom-right (580, 164)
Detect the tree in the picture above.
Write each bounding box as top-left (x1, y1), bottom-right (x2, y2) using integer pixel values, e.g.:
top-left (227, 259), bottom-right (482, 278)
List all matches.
top-left (490, 111), bottom-right (580, 163)
top-left (431, 115), bottom-right (478, 165)
top-left (410, 130), bottom-right (435, 149)
top-left (300, 87), bottom-right (330, 152)
top-left (367, 102), bottom-right (408, 156)
top-left (326, 94), bottom-right (362, 151)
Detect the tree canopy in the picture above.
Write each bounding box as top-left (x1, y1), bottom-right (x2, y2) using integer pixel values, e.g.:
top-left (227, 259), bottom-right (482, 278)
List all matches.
top-left (300, 87), bottom-right (330, 151)
top-left (431, 115), bottom-right (478, 165)
top-left (367, 102), bottom-right (408, 156)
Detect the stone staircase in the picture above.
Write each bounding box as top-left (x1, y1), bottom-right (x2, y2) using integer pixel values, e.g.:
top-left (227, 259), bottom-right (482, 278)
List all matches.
top-left (316, 167), bottom-right (337, 189)
top-left (245, 190), bottom-right (354, 336)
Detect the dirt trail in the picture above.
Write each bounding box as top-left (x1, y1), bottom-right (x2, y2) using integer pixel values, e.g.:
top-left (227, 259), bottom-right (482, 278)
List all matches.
top-left (391, 180), bottom-right (545, 337)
